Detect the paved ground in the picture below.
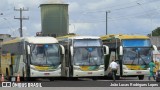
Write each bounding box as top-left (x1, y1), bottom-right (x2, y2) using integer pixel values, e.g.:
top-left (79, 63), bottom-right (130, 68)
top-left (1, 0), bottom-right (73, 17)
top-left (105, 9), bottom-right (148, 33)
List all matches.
top-left (0, 74), bottom-right (156, 82)
top-left (0, 75), bottom-right (159, 88)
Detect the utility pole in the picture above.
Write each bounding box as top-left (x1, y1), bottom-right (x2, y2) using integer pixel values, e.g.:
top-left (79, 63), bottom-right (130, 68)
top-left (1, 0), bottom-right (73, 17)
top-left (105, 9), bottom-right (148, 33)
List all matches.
top-left (106, 11), bottom-right (110, 35)
top-left (14, 7), bottom-right (29, 37)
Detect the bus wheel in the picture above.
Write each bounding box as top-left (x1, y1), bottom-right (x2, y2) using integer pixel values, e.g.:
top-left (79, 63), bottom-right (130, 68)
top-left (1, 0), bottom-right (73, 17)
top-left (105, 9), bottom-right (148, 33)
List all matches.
top-left (26, 77), bottom-right (35, 81)
top-left (6, 68), bottom-right (11, 81)
top-left (49, 78), bottom-right (55, 81)
top-left (22, 70), bottom-right (29, 81)
top-left (73, 77), bottom-right (78, 80)
top-left (138, 75), bottom-right (144, 80)
top-left (92, 77), bottom-right (97, 80)
top-left (116, 76), bottom-right (120, 80)
top-left (24, 77), bottom-right (29, 81)
top-left (22, 71), bottom-right (25, 81)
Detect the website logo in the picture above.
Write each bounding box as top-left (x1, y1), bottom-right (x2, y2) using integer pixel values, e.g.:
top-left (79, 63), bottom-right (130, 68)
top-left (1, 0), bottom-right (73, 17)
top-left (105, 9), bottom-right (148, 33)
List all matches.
top-left (2, 82), bottom-right (11, 87)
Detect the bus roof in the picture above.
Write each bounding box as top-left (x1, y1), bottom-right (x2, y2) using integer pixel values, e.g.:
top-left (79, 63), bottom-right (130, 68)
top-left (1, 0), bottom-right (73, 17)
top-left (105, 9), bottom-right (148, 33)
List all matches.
top-left (100, 34), bottom-right (149, 40)
top-left (3, 37), bottom-right (58, 45)
top-left (57, 35), bottom-right (100, 41)
top-left (56, 34), bottom-right (77, 40)
top-left (69, 36), bottom-right (100, 39)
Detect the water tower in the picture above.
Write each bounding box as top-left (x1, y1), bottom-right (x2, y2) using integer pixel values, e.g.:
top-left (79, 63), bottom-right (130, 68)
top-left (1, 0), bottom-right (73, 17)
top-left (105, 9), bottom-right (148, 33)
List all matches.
top-left (40, 1), bottom-right (69, 36)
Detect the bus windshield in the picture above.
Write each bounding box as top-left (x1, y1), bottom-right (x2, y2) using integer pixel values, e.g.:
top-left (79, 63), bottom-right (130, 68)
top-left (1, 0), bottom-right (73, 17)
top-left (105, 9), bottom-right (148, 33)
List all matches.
top-left (123, 47), bottom-right (152, 65)
top-left (73, 47), bottom-right (104, 66)
top-left (73, 39), bottom-right (102, 47)
top-left (122, 39), bottom-right (151, 47)
top-left (30, 44), bottom-right (60, 66)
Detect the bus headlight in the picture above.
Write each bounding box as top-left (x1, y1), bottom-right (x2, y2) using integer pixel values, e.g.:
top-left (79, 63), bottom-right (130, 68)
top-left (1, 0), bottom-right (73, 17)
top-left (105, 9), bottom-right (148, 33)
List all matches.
top-left (30, 65), bottom-right (36, 71)
top-left (123, 65), bottom-right (130, 70)
top-left (74, 66), bottom-right (81, 70)
top-left (99, 66), bottom-right (104, 70)
top-left (56, 65), bottom-right (61, 70)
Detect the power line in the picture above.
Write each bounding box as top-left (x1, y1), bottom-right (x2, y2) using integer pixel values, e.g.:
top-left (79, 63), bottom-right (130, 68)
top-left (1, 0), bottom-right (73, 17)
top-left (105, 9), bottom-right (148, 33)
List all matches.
top-left (72, 0), bottom-right (160, 24)
top-left (71, 7), bottom-right (160, 24)
top-left (14, 7), bottom-right (29, 37)
top-left (79, 0), bottom-right (160, 14)
top-left (78, 0), bottom-right (140, 13)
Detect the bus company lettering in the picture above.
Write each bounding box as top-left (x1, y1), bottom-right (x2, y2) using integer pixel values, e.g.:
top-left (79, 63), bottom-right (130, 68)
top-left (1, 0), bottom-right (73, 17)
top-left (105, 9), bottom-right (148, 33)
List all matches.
top-left (130, 83), bottom-right (158, 87)
top-left (147, 83), bottom-right (159, 87)
top-left (110, 83), bottom-right (129, 87)
top-left (110, 82), bottom-right (159, 87)
top-left (12, 82), bottom-right (42, 87)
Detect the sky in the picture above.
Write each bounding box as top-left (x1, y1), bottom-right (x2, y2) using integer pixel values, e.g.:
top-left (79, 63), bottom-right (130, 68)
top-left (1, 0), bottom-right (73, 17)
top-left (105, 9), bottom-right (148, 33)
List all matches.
top-left (0, 0), bottom-right (160, 37)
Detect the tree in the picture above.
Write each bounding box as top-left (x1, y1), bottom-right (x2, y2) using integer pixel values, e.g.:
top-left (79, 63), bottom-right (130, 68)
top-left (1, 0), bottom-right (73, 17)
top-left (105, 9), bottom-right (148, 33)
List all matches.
top-left (148, 27), bottom-right (160, 36)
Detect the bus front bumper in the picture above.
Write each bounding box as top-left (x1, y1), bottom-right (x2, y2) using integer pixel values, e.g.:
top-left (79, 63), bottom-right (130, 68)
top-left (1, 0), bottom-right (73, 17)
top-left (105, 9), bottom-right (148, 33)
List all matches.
top-left (30, 69), bottom-right (61, 77)
top-left (73, 70), bottom-right (104, 77)
top-left (122, 70), bottom-right (149, 76)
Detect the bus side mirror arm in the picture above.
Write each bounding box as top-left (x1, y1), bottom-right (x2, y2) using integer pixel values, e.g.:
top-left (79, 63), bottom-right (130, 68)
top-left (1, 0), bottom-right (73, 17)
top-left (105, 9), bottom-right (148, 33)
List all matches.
top-left (119, 46), bottom-right (123, 55)
top-left (27, 45), bottom-right (30, 54)
top-left (60, 45), bottom-right (65, 54)
top-left (152, 45), bottom-right (157, 51)
top-left (70, 46), bottom-right (73, 56)
top-left (103, 45), bottom-right (109, 55)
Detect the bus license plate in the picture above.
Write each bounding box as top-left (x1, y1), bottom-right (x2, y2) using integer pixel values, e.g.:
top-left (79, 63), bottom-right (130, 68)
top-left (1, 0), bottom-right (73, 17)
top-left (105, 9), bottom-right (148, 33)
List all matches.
top-left (88, 72), bottom-right (92, 74)
top-left (44, 73), bottom-right (50, 75)
top-left (136, 71), bottom-right (141, 74)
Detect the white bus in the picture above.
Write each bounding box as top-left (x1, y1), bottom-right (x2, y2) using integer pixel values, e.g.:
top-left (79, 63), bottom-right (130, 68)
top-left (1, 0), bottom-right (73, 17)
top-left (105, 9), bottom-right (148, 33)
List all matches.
top-left (101, 34), bottom-right (157, 80)
top-left (1, 37), bottom-right (65, 81)
top-left (57, 35), bottom-right (109, 79)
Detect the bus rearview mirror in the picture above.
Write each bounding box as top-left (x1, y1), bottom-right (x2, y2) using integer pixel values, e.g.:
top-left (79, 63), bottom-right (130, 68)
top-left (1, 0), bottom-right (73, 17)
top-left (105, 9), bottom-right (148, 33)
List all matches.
top-left (119, 46), bottom-right (123, 55)
top-left (60, 45), bottom-right (65, 54)
top-left (103, 45), bottom-right (109, 55)
top-left (70, 46), bottom-right (73, 56)
top-left (27, 45), bottom-right (31, 54)
top-left (152, 45), bottom-right (157, 51)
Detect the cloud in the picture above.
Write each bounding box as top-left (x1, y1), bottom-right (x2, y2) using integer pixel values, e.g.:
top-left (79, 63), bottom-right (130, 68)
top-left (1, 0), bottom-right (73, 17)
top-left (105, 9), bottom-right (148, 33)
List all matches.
top-left (33, 23), bottom-right (41, 32)
top-left (1, 0), bottom-right (160, 37)
top-left (69, 23), bottom-right (103, 36)
top-left (0, 0), bottom-right (8, 9)
top-left (69, 23), bottom-right (92, 34)
top-left (68, 2), bottom-right (80, 12)
top-left (69, 23), bottom-right (92, 33)
top-left (42, 0), bottom-right (65, 4)
top-left (85, 0), bottom-right (115, 10)
top-left (108, 17), bottom-right (155, 35)
top-left (23, 23), bottom-right (41, 37)
top-left (7, 27), bottom-right (20, 37)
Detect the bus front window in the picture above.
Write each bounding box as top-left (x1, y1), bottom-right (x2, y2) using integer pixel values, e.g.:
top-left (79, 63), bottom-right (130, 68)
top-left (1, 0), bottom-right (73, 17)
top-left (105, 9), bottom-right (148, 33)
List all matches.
top-left (73, 47), bottom-right (104, 66)
top-left (123, 48), bottom-right (151, 65)
top-left (31, 44), bottom-right (60, 66)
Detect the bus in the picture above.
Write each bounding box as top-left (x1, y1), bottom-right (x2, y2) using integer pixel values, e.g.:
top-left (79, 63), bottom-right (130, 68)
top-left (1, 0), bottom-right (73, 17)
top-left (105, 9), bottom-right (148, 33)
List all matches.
top-left (100, 34), bottom-right (157, 80)
top-left (57, 35), bottom-right (109, 79)
top-left (152, 50), bottom-right (160, 71)
top-left (1, 37), bottom-right (65, 81)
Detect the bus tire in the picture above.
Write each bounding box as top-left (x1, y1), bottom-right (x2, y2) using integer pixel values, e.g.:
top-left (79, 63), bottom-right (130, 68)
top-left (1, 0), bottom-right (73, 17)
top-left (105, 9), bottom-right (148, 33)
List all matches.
top-left (6, 68), bottom-right (11, 81)
top-left (24, 77), bottom-right (29, 81)
top-left (116, 76), bottom-right (120, 80)
top-left (10, 66), bottom-right (13, 76)
top-left (10, 66), bottom-right (13, 81)
top-left (26, 77), bottom-right (36, 81)
top-left (22, 70), bottom-right (29, 81)
top-left (92, 77), bottom-right (97, 80)
top-left (49, 78), bottom-right (55, 81)
top-left (22, 71), bottom-right (25, 81)
top-left (138, 75), bottom-right (144, 80)
top-left (73, 77), bottom-right (78, 80)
